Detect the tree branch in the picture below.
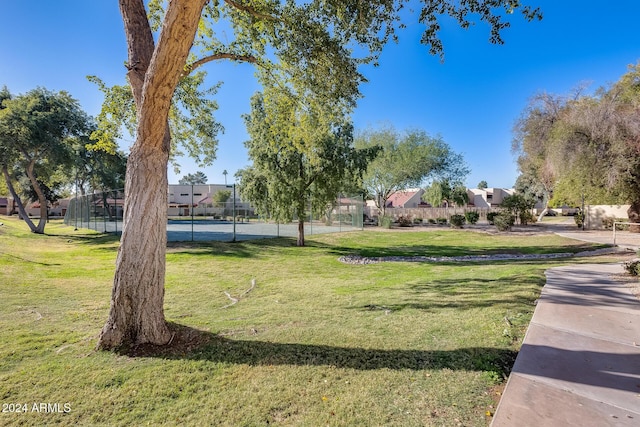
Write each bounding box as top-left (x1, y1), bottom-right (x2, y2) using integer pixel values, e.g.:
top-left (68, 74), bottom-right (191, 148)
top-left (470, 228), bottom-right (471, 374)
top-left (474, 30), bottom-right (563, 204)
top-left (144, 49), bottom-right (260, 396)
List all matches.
top-left (221, 279), bottom-right (256, 309)
top-left (184, 53), bottom-right (257, 75)
top-left (2, 165), bottom-right (37, 232)
top-left (118, 0), bottom-right (155, 106)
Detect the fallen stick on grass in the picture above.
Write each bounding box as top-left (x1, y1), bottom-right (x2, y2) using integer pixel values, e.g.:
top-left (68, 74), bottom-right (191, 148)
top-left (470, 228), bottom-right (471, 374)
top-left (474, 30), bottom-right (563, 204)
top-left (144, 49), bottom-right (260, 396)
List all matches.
top-left (221, 279), bottom-right (256, 309)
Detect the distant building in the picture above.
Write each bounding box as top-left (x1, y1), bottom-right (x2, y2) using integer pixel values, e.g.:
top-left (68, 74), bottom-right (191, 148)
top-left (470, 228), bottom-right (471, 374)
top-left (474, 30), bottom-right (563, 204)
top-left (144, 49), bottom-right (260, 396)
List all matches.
top-left (385, 189), bottom-right (426, 208)
top-left (168, 184), bottom-right (252, 217)
top-left (467, 188), bottom-right (515, 208)
top-left (0, 197), bottom-right (11, 215)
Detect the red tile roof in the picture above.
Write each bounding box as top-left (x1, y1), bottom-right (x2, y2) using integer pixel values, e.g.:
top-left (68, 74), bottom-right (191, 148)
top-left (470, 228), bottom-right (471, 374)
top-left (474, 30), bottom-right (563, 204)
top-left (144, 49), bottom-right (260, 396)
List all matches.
top-left (386, 190), bottom-right (419, 208)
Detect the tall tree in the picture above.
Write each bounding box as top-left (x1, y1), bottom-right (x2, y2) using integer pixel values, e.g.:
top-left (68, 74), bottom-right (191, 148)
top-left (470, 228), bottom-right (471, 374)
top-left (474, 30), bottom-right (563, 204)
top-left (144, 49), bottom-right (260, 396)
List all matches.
top-left (512, 91), bottom-right (567, 220)
top-left (424, 179), bottom-right (469, 207)
top-left (239, 91), bottom-right (376, 246)
top-left (178, 171), bottom-right (208, 185)
top-left (477, 180), bottom-right (488, 189)
top-left (356, 126), bottom-right (468, 220)
top-left (0, 87), bottom-right (14, 199)
top-left (99, 0), bottom-right (542, 349)
top-left (212, 189), bottom-right (231, 205)
top-left (0, 87), bottom-right (91, 233)
top-left (514, 64), bottom-right (640, 223)
top-left (73, 127), bottom-right (128, 196)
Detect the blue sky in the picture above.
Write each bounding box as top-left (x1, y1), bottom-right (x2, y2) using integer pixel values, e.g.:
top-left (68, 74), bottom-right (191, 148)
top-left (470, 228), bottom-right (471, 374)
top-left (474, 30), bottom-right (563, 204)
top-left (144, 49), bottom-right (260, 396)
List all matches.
top-left (1, 1), bottom-right (639, 188)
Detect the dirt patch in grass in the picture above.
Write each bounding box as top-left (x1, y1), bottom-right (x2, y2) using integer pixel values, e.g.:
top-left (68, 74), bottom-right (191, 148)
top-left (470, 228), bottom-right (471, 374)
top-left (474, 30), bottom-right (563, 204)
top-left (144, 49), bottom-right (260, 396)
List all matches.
top-left (123, 323), bottom-right (215, 358)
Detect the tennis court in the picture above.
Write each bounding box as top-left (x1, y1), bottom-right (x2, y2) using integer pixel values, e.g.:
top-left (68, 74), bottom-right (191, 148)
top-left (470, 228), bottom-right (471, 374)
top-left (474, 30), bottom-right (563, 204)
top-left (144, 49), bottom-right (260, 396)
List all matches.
top-left (65, 187), bottom-right (365, 242)
top-left (66, 218), bottom-right (362, 242)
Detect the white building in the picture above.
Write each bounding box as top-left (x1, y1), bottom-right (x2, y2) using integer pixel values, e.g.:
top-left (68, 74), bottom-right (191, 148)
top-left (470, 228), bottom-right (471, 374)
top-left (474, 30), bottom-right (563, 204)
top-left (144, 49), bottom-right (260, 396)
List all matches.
top-left (168, 184), bottom-right (252, 217)
top-left (467, 188), bottom-right (515, 208)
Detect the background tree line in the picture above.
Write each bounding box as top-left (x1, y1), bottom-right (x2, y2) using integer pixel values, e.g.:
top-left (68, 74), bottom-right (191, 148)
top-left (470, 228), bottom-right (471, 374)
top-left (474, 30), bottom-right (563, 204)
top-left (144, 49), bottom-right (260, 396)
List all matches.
top-left (0, 86), bottom-right (127, 234)
top-left (513, 63), bottom-right (640, 223)
top-left (352, 125), bottom-right (469, 222)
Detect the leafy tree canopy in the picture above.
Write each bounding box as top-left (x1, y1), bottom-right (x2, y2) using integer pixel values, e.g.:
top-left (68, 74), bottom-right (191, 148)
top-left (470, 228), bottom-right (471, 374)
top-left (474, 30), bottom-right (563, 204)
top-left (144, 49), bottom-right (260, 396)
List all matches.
top-left (514, 62), bottom-right (640, 221)
top-left (212, 189), bottom-right (231, 204)
top-left (0, 87), bottom-right (93, 233)
top-left (424, 179), bottom-right (469, 207)
top-left (356, 125), bottom-right (469, 219)
top-left (179, 171), bottom-right (208, 185)
top-left (501, 193), bottom-right (536, 225)
top-left (92, 0), bottom-right (542, 173)
top-left (238, 90), bottom-right (377, 246)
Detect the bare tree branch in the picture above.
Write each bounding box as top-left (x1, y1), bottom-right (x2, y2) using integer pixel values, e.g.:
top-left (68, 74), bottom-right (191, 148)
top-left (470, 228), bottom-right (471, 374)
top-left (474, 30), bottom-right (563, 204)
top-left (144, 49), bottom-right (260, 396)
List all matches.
top-left (184, 53), bottom-right (257, 75)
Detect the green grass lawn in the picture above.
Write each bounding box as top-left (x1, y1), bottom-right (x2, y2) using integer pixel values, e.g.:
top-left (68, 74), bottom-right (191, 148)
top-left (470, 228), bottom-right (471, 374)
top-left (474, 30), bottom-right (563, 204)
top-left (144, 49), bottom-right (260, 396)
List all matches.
top-left (0, 217), bottom-right (614, 426)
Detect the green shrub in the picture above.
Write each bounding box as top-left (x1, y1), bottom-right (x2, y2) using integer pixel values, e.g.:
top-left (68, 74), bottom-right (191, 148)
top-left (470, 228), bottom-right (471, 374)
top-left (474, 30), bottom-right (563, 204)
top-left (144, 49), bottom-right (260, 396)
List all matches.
top-left (602, 217), bottom-right (629, 230)
top-left (436, 217), bottom-right (447, 225)
top-left (397, 215), bottom-right (412, 227)
top-left (487, 212), bottom-right (499, 225)
top-left (413, 217), bottom-right (423, 225)
top-left (623, 259), bottom-right (640, 276)
top-left (428, 218), bottom-right (436, 224)
top-left (494, 213), bottom-right (515, 232)
top-left (379, 216), bottom-right (393, 229)
top-left (616, 221), bottom-right (630, 231)
top-left (520, 210), bottom-right (535, 225)
top-left (464, 211), bottom-right (480, 225)
top-left (500, 194), bottom-right (536, 225)
top-left (450, 214), bottom-right (466, 228)
top-left (574, 211), bottom-right (584, 228)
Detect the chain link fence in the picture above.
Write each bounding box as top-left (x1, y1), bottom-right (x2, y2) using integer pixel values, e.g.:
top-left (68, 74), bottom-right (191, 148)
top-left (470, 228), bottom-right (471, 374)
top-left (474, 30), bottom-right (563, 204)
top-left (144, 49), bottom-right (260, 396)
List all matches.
top-left (64, 185), bottom-right (364, 242)
top-left (65, 189), bottom-right (125, 234)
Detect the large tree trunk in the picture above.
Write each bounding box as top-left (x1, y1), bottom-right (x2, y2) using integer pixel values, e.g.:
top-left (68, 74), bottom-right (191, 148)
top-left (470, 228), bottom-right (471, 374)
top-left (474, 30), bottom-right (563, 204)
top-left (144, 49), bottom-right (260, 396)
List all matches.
top-left (24, 160), bottom-right (47, 234)
top-left (536, 206), bottom-right (549, 223)
top-left (297, 217), bottom-right (305, 247)
top-left (98, 0), bottom-right (207, 350)
top-left (2, 166), bottom-right (38, 232)
top-left (98, 144), bottom-right (171, 348)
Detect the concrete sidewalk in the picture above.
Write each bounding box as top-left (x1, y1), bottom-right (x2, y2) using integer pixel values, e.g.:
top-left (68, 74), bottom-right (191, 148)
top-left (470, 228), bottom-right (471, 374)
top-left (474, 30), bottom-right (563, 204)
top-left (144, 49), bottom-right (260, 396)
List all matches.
top-left (556, 229), bottom-right (639, 252)
top-left (491, 263), bottom-right (640, 426)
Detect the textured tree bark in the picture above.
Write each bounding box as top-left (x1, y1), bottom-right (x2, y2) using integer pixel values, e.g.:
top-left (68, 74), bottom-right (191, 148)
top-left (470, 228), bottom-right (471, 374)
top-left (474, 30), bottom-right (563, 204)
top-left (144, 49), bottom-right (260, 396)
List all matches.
top-left (24, 160), bottom-right (47, 234)
top-left (2, 166), bottom-right (38, 232)
top-left (297, 217), bottom-right (305, 247)
top-left (98, 0), bottom-right (207, 349)
top-left (98, 143), bottom-right (171, 348)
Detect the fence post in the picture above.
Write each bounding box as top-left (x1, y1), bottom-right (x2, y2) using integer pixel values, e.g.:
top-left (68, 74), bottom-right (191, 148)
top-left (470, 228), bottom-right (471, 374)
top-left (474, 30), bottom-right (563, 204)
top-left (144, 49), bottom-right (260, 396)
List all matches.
top-left (309, 195), bottom-right (313, 236)
top-left (115, 191), bottom-right (118, 235)
top-left (232, 184), bottom-right (236, 242)
top-left (191, 184), bottom-right (194, 242)
top-left (339, 194), bottom-right (342, 232)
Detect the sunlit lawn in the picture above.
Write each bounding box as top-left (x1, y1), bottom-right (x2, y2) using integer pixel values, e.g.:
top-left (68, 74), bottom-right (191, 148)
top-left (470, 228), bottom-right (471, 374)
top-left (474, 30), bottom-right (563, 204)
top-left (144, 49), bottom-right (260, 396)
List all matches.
top-left (0, 217), bottom-right (613, 426)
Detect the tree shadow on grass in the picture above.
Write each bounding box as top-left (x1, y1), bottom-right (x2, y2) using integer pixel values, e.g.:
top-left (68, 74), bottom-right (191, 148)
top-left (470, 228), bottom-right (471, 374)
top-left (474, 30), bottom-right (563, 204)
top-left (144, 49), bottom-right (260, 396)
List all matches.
top-left (50, 232), bottom-right (121, 247)
top-left (0, 251), bottom-right (62, 266)
top-left (167, 237), bottom-right (300, 259)
top-left (122, 323), bottom-right (517, 377)
top-left (342, 274), bottom-right (547, 313)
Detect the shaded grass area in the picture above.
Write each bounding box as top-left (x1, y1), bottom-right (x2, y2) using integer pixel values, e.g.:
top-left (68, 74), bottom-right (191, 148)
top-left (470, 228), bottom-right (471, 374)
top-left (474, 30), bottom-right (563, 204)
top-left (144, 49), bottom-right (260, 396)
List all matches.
top-left (0, 217), bottom-right (614, 426)
top-left (319, 229), bottom-right (608, 258)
